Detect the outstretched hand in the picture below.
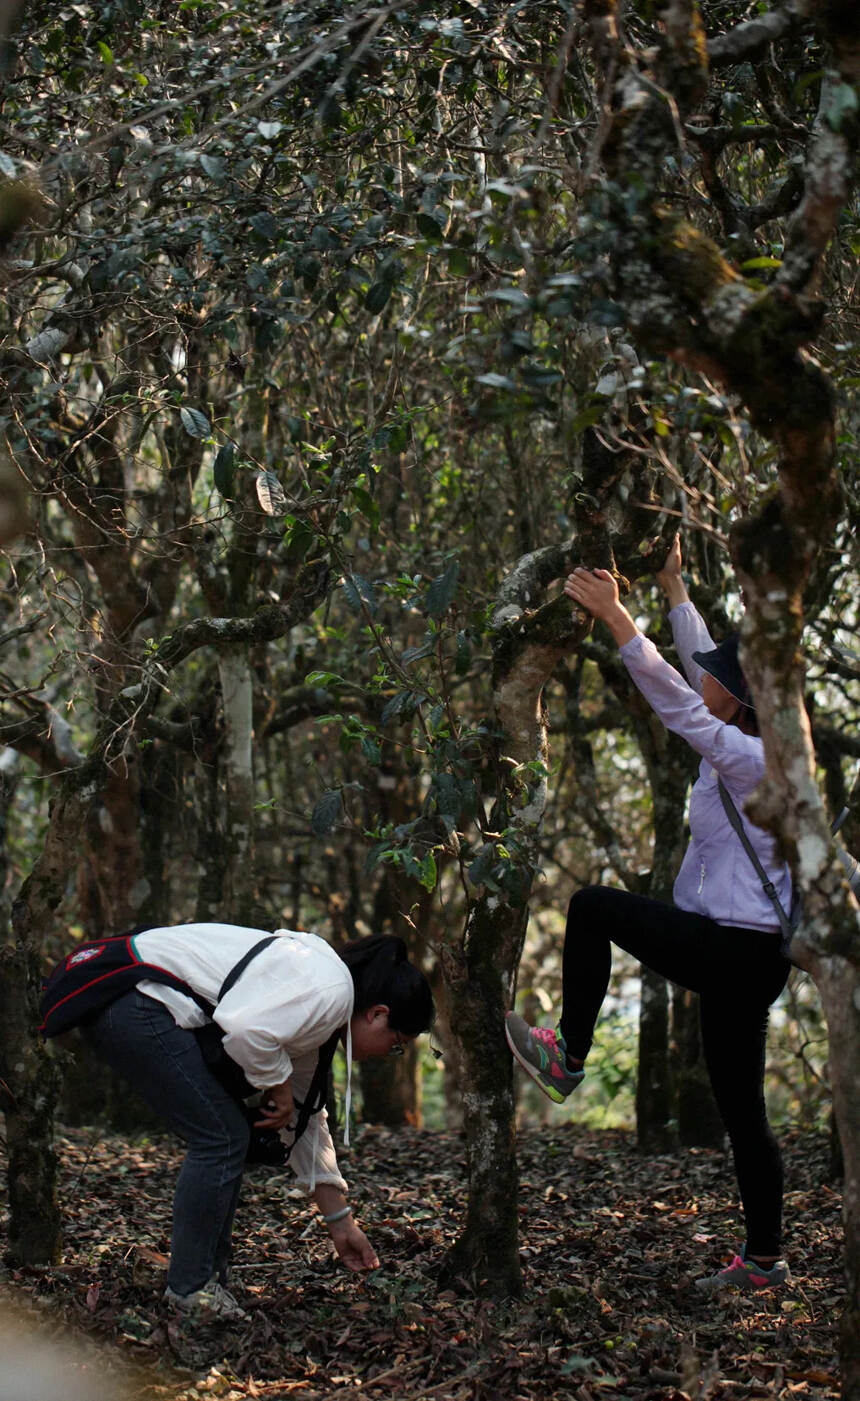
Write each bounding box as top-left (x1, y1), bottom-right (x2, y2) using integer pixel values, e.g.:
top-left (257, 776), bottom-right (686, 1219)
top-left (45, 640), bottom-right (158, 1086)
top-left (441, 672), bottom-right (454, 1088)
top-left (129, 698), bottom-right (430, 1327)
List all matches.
top-left (563, 567), bottom-right (620, 622)
top-left (329, 1218), bottom-right (380, 1272)
top-left (563, 566), bottom-right (637, 646)
top-left (654, 533), bottom-right (689, 608)
top-left (655, 533), bottom-right (682, 586)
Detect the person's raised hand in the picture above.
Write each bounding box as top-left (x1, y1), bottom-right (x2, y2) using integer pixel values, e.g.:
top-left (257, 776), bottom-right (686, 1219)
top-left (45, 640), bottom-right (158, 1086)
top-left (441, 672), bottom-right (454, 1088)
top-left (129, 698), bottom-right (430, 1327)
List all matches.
top-left (654, 533), bottom-right (688, 608)
top-left (563, 566), bottom-right (620, 622)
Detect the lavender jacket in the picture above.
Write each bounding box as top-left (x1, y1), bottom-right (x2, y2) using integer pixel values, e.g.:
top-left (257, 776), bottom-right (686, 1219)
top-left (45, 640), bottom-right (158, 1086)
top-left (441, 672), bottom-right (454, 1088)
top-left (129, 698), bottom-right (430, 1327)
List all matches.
top-left (619, 602), bottom-right (791, 931)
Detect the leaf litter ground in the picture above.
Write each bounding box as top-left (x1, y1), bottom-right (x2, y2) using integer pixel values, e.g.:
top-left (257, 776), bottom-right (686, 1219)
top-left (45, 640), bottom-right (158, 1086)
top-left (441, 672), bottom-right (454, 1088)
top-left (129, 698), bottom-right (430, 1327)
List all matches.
top-left (0, 1124), bottom-right (843, 1401)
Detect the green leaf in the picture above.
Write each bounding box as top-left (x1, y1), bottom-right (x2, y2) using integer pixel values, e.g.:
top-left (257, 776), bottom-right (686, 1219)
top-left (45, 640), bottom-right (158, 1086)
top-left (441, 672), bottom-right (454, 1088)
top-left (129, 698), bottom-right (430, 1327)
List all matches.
top-left (416, 212), bottom-right (444, 241)
top-left (311, 789), bottom-right (342, 835)
top-left (200, 154), bottom-right (225, 182)
top-left (476, 372), bottom-right (517, 390)
top-left (360, 734), bottom-right (382, 764)
top-left (485, 288), bottom-right (531, 309)
top-left (401, 639), bottom-right (436, 665)
top-left (380, 690), bottom-right (418, 724)
top-left (740, 256), bottom-right (783, 270)
top-left (520, 363), bottom-right (563, 388)
top-left (213, 443), bottom-right (234, 496)
top-left (256, 470), bottom-right (288, 515)
top-left (570, 404), bottom-right (604, 433)
top-left (589, 300), bottom-right (626, 328)
top-left (352, 485), bottom-right (380, 532)
top-left (180, 406), bottom-right (210, 438)
top-left (306, 670), bottom-right (344, 686)
top-left (283, 516), bottom-right (315, 563)
top-left (365, 281), bottom-right (392, 314)
top-left (501, 863), bottom-right (533, 906)
top-left (342, 573), bottom-right (377, 616)
top-left (250, 211), bottom-right (278, 241)
top-left (418, 852), bottom-right (437, 891)
top-left (97, 40), bottom-right (113, 64)
top-left (468, 843), bottom-right (497, 888)
top-left (447, 248), bottom-right (471, 277)
top-left (424, 559), bottom-right (460, 619)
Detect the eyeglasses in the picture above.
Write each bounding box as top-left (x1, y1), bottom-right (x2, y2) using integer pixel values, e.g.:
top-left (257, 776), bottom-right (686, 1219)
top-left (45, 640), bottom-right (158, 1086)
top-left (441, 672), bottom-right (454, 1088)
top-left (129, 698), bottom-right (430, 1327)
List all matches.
top-left (388, 1033), bottom-right (445, 1061)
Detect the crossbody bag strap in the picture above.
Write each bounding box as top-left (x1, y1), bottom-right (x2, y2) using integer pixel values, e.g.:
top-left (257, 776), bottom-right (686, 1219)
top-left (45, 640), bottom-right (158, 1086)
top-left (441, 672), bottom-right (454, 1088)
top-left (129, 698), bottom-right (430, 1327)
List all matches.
top-left (217, 935), bottom-right (279, 1002)
top-left (717, 779), bottom-right (794, 942)
top-left (189, 934), bottom-right (280, 1020)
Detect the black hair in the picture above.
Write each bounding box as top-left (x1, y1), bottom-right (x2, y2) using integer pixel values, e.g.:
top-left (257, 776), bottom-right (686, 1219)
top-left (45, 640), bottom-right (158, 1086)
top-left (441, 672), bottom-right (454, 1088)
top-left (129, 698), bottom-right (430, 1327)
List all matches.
top-left (339, 933), bottom-right (434, 1035)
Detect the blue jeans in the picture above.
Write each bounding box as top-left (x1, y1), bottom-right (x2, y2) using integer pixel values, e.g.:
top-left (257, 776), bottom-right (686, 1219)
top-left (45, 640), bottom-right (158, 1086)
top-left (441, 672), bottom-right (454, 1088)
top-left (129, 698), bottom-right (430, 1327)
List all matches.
top-left (559, 886), bottom-right (791, 1258)
top-left (83, 989), bottom-right (250, 1296)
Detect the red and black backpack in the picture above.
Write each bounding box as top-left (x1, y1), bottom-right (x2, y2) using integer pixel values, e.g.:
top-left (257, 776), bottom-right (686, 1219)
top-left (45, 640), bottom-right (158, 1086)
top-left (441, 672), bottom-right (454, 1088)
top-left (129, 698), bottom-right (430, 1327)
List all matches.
top-left (39, 930), bottom-right (213, 1038)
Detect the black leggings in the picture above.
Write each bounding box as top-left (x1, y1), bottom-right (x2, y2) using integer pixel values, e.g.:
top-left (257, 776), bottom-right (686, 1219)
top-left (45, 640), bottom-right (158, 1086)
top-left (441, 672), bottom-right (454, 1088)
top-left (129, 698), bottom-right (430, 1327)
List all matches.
top-left (559, 886), bottom-right (791, 1258)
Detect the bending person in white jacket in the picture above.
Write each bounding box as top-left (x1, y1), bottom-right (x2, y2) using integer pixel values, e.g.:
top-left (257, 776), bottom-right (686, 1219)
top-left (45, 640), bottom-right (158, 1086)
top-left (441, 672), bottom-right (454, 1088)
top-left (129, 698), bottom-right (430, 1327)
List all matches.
top-left (83, 927), bottom-right (433, 1320)
top-left (506, 537), bottom-right (793, 1294)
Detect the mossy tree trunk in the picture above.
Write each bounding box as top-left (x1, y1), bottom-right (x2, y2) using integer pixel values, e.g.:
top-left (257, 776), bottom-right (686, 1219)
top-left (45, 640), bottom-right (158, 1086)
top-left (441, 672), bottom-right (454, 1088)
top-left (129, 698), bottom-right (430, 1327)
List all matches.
top-left (3, 784), bottom-right (89, 1266)
top-left (440, 550), bottom-right (589, 1295)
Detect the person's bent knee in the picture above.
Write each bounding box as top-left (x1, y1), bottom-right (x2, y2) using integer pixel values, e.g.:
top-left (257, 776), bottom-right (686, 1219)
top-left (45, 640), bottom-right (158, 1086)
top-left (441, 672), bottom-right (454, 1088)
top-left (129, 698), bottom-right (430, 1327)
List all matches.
top-left (567, 885), bottom-right (617, 921)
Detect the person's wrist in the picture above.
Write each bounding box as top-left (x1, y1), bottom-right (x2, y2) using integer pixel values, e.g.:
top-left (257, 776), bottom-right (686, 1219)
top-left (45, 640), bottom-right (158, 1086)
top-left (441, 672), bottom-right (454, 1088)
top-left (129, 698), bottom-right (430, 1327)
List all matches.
top-left (604, 602), bottom-right (638, 646)
top-left (323, 1205), bottom-right (352, 1226)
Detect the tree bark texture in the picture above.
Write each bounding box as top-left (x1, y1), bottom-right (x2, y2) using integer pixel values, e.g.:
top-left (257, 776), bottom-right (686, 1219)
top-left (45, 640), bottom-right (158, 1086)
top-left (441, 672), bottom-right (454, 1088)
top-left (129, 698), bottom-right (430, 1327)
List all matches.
top-left (4, 786), bottom-right (89, 1264)
top-left (217, 646), bottom-right (261, 927)
top-left (442, 580), bottom-right (587, 1295)
top-left (359, 1044), bottom-right (421, 1127)
top-left (0, 945), bottom-right (62, 1264)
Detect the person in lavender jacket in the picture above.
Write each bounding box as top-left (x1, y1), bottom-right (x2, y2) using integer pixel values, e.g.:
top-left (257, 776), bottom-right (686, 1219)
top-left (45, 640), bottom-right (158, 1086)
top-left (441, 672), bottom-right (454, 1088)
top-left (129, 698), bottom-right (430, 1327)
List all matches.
top-left (505, 536), bottom-right (792, 1293)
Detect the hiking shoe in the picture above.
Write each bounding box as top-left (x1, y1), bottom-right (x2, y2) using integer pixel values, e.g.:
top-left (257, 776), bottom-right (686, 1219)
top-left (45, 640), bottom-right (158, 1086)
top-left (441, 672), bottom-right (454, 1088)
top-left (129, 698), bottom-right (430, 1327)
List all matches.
top-left (164, 1276), bottom-right (247, 1320)
top-left (695, 1253), bottom-right (790, 1293)
top-left (505, 1013), bottom-right (584, 1103)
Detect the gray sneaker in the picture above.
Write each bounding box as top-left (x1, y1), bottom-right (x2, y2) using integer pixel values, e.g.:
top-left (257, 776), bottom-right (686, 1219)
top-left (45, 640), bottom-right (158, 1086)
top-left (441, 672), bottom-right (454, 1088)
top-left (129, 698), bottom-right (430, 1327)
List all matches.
top-left (505, 1013), bottom-right (584, 1103)
top-left (164, 1275), bottom-right (247, 1320)
top-left (695, 1253), bottom-right (790, 1293)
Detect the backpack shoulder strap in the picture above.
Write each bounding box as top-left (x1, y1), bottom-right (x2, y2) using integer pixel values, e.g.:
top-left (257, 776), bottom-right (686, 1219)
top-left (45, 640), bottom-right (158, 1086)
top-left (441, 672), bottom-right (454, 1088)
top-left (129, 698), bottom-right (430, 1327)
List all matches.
top-left (717, 779), bottom-right (793, 942)
top-left (216, 936), bottom-right (279, 1003)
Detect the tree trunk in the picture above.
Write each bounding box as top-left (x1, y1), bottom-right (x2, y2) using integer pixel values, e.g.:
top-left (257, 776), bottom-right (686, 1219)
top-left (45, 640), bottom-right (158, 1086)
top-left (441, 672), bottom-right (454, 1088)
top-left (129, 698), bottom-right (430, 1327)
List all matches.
top-left (817, 961), bottom-right (860, 1394)
top-left (634, 705), bottom-right (691, 1152)
top-left (441, 575), bottom-right (585, 1295)
top-left (359, 1043), bottom-right (421, 1127)
top-left (76, 758), bottom-right (145, 937)
top-left (218, 646), bottom-right (260, 926)
top-left (636, 967), bottom-right (674, 1152)
top-left (4, 785), bottom-right (88, 1263)
top-left (0, 945), bottom-right (62, 1264)
top-left (439, 927), bottom-right (523, 1295)
top-left (672, 987), bottom-right (726, 1149)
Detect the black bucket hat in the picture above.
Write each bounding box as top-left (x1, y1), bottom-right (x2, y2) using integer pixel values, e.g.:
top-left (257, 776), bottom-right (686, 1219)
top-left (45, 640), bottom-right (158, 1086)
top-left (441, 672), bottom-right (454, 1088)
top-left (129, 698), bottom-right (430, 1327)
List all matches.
top-left (691, 633), bottom-right (754, 710)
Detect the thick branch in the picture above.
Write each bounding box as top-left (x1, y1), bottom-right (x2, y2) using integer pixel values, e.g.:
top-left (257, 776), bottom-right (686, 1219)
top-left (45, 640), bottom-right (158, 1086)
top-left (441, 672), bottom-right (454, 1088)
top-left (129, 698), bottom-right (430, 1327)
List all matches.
top-left (707, 5), bottom-right (801, 67)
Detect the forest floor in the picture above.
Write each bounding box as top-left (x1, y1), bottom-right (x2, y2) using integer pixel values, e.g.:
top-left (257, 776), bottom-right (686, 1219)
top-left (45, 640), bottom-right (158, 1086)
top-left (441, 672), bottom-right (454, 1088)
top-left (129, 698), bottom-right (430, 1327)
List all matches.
top-left (0, 1122), bottom-right (845, 1401)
